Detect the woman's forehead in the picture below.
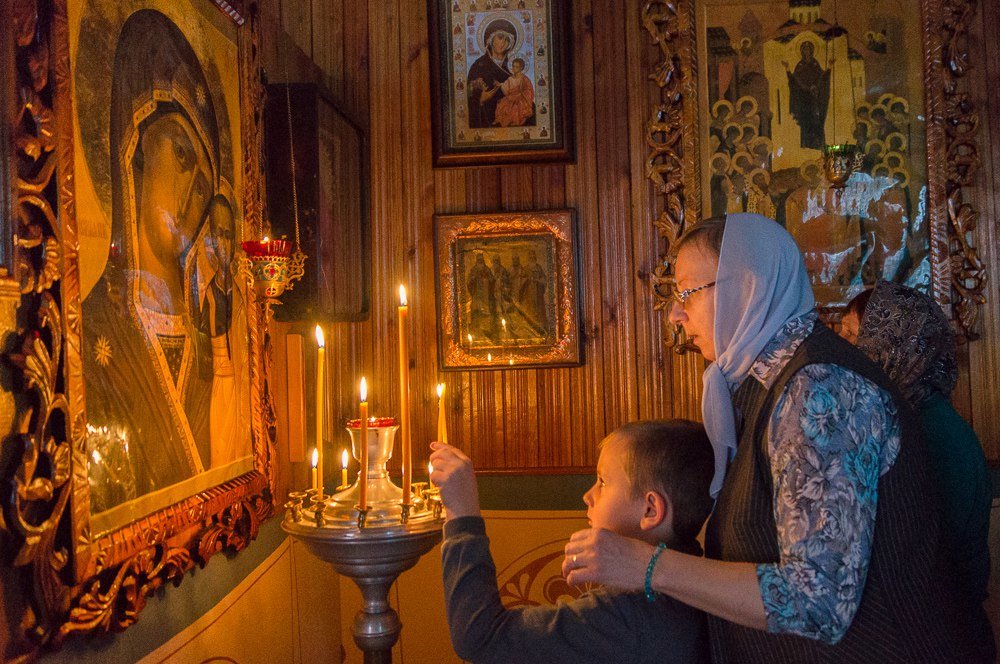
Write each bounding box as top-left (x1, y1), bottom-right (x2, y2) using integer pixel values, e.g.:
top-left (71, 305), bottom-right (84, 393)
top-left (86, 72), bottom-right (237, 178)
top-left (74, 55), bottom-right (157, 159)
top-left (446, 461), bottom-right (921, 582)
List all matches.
top-left (675, 242), bottom-right (719, 282)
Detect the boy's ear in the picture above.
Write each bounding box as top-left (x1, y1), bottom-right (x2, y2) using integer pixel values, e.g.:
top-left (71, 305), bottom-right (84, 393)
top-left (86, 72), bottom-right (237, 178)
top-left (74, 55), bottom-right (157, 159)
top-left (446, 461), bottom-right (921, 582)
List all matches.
top-left (639, 490), bottom-right (672, 532)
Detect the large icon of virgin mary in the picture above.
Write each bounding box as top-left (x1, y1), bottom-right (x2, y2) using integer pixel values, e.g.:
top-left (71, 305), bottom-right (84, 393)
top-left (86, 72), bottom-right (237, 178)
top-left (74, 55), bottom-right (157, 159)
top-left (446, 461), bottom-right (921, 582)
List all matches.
top-left (81, 9), bottom-right (238, 508)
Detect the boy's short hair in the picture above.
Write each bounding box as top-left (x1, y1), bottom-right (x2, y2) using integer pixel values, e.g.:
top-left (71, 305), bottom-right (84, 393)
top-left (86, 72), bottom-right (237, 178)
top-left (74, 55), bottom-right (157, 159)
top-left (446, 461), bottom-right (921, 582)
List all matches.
top-left (605, 419), bottom-right (714, 542)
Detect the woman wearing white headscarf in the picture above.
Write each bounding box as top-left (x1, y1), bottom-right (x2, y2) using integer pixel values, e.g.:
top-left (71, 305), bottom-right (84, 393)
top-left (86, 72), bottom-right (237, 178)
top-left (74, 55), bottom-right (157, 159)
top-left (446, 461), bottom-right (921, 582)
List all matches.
top-left (562, 214), bottom-right (988, 662)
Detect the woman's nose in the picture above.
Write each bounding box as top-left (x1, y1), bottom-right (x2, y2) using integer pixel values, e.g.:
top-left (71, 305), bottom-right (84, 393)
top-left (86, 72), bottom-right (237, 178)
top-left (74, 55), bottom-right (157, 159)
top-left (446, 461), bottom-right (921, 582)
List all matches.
top-left (667, 299), bottom-right (686, 325)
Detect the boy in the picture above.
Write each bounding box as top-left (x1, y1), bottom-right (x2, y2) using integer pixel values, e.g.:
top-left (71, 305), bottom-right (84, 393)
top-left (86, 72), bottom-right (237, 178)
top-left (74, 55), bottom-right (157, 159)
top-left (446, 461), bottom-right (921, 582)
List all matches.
top-left (429, 419), bottom-right (713, 664)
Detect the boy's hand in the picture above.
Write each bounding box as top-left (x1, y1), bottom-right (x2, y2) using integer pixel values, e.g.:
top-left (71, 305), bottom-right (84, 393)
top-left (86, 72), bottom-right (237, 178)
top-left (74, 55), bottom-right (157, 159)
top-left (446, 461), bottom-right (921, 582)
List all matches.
top-left (429, 442), bottom-right (481, 521)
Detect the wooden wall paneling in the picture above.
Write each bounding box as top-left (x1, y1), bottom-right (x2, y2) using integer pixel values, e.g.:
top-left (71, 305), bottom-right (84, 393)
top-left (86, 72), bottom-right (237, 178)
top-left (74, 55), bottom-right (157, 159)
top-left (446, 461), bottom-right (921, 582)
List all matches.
top-left (966, 0), bottom-right (1000, 461)
top-left (625, 0), bottom-right (671, 423)
top-left (471, 371), bottom-right (507, 468)
top-left (531, 166), bottom-right (572, 467)
top-left (326, 322), bottom-right (352, 471)
top-left (261, 1), bottom-right (284, 83)
top-left (341, 1), bottom-right (370, 128)
top-left (368, 0), bottom-right (404, 438)
top-left (310, 0), bottom-right (343, 97)
top-left (591, 0), bottom-right (639, 431)
top-left (280, 0), bottom-right (314, 60)
top-left (670, 351), bottom-right (705, 421)
top-left (564, 0), bottom-right (603, 469)
top-left (399, 0), bottom-right (438, 469)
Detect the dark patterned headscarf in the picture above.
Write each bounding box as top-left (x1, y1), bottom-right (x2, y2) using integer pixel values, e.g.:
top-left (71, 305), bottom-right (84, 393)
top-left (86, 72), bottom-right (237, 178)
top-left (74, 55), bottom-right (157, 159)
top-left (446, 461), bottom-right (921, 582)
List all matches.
top-left (855, 280), bottom-right (957, 407)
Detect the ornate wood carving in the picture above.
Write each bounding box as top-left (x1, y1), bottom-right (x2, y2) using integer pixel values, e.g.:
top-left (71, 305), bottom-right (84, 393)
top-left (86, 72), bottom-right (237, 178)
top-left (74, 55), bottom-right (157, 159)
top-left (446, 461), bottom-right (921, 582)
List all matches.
top-left (940, 0), bottom-right (985, 342)
top-left (1, 1), bottom-right (276, 659)
top-left (641, 0), bottom-right (986, 347)
top-left (641, 0), bottom-right (697, 353)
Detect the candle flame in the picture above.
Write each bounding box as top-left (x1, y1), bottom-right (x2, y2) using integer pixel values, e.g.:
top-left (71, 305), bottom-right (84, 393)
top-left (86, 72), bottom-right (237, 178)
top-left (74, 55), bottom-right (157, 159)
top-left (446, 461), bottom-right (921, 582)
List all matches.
top-left (436, 382), bottom-right (445, 398)
top-left (428, 460), bottom-right (434, 477)
top-left (509, 359), bottom-right (514, 365)
top-left (314, 324), bottom-right (325, 348)
top-left (341, 449), bottom-right (349, 468)
top-left (311, 448), bottom-right (318, 467)
top-left (359, 376), bottom-right (368, 402)
top-left (487, 353), bottom-right (492, 362)
top-left (262, 236), bottom-right (270, 243)
top-left (501, 318), bottom-right (507, 328)
top-left (467, 333), bottom-right (473, 344)
top-left (399, 284), bottom-right (408, 306)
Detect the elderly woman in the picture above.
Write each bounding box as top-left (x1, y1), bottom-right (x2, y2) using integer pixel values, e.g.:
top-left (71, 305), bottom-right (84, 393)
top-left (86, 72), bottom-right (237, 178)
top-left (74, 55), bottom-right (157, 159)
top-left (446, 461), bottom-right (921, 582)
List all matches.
top-left (841, 281), bottom-right (993, 647)
top-left (562, 214), bottom-right (990, 662)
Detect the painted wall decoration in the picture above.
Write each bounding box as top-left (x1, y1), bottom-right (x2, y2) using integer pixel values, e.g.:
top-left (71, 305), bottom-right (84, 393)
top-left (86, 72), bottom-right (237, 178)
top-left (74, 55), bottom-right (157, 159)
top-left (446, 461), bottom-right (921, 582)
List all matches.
top-left (695, 0), bottom-right (929, 307)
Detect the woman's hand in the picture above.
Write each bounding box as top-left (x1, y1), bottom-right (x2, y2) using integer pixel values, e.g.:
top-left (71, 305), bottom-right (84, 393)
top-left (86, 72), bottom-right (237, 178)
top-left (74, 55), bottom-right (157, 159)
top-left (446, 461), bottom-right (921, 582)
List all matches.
top-left (561, 528), bottom-right (655, 590)
top-left (429, 442), bottom-right (481, 521)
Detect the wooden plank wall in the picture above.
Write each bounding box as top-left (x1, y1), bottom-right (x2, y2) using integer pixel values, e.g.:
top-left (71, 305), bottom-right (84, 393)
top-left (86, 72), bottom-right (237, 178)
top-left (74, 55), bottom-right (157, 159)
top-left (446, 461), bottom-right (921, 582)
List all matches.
top-left (264, 0), bottom-right (1000, 472)
top-left (962, 0), bottom-right (1000, 462)
top-left (264, 0), bottom-right (704, 483)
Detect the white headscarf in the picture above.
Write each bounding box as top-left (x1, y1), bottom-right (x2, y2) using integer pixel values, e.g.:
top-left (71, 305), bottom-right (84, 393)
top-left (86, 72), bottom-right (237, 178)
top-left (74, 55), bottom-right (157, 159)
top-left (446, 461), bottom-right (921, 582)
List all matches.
top-left (703, 213), bottom-right (815, 497)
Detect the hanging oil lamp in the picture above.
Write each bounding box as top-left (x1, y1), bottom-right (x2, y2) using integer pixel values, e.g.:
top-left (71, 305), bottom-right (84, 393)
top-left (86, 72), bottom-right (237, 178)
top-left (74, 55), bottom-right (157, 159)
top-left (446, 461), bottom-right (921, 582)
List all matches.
top-left (241, 78), bottom-right (306, 309)
top-left (822, 143), bottom-right (865, 188)
top-left (821, 15), bottom-right (863, 188)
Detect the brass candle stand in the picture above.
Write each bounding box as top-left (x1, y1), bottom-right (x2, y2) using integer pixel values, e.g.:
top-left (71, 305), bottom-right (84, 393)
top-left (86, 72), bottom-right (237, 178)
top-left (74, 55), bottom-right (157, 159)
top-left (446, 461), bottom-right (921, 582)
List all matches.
top-left (282, 418), bottom-right (444, 663)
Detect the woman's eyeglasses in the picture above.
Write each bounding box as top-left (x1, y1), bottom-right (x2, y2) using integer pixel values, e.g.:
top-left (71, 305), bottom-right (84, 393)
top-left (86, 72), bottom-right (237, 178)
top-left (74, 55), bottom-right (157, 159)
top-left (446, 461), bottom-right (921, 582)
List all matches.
top-left (673, 281), bottom-right (716, 305)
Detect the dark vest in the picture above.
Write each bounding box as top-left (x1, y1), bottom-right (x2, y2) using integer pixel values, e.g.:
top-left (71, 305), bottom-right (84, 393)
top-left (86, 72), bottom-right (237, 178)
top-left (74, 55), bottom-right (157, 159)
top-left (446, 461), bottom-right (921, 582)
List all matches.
top-left (704, 324), bottom-right (992, 663)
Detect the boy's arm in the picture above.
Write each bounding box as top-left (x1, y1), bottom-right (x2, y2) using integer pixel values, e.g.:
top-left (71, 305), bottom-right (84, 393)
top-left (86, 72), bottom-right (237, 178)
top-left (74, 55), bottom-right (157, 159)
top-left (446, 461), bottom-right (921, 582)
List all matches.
top-left (443, 517), bottom-right (683, 664)
top-left (431, 444), bottom-right (704, 664)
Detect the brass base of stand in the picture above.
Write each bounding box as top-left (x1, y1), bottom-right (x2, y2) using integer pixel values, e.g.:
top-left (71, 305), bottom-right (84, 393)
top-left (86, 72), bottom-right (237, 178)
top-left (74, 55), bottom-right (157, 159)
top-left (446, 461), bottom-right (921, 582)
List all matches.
top-left (282, 505), bottom-right (443, 663)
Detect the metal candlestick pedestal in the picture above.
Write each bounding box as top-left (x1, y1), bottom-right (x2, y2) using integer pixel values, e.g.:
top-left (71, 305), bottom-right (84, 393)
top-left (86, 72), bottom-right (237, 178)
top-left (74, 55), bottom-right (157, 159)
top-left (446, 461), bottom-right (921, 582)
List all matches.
top-left (282, 420), bottom-right (443, 663)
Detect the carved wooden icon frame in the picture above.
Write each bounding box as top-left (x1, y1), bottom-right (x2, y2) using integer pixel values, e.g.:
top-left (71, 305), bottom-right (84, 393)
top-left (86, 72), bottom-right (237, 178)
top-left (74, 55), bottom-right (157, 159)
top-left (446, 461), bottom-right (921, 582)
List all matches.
top-left (1, 0), bottom-right (275, 658)
top-left (434, 210), bottom-right (582, 370)
top-left (640, 0), bottom-right (985, 348)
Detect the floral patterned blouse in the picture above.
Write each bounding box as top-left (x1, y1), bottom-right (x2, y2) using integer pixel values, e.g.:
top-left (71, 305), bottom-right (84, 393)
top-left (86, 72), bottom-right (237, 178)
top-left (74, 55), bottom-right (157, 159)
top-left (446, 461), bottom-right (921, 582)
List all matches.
top-left (748, 311), bottom-right (901, 644)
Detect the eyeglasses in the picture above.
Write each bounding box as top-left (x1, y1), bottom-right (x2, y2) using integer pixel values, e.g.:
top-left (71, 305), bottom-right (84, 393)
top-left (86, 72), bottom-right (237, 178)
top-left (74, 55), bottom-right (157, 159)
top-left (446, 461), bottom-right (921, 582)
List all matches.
top-left (673, 281), bottom-right (716, 305)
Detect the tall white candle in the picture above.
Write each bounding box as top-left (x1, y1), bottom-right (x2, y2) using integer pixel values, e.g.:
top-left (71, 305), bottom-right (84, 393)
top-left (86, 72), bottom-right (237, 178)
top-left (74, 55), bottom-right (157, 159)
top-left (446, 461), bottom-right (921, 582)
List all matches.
top-left (436, 383), bottom-right (448, 444)
top-left (398, 285), bottom-right (412, 505)
top-left (315, 325), bottom-right (325, 500)
top-left (359, 377), bottom-right (369, 510)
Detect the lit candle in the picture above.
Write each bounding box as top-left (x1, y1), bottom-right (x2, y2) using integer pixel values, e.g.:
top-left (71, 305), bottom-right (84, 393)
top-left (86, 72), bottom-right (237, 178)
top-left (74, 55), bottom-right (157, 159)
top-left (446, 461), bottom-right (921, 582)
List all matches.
top-left (487, 352), bottom-right (492, 362)
top-left (315, 325), bottom-right (325, 500)
top-left (467, 333), bottom-right (473, 346)
top-left (398, 285), bottom-right (412, 506)
top-left (428, 460), bottom-right (436, 490)
top-left (436, 383), bottom-right (448, 444)
top-left (341, 449), bottom-right (349, 488)
top-left (311, 448), bottom-right (319, 493)
top-left (501, 318), bottom-right (507, 339)
top-left (359, 377), bottom-right (368, 510)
